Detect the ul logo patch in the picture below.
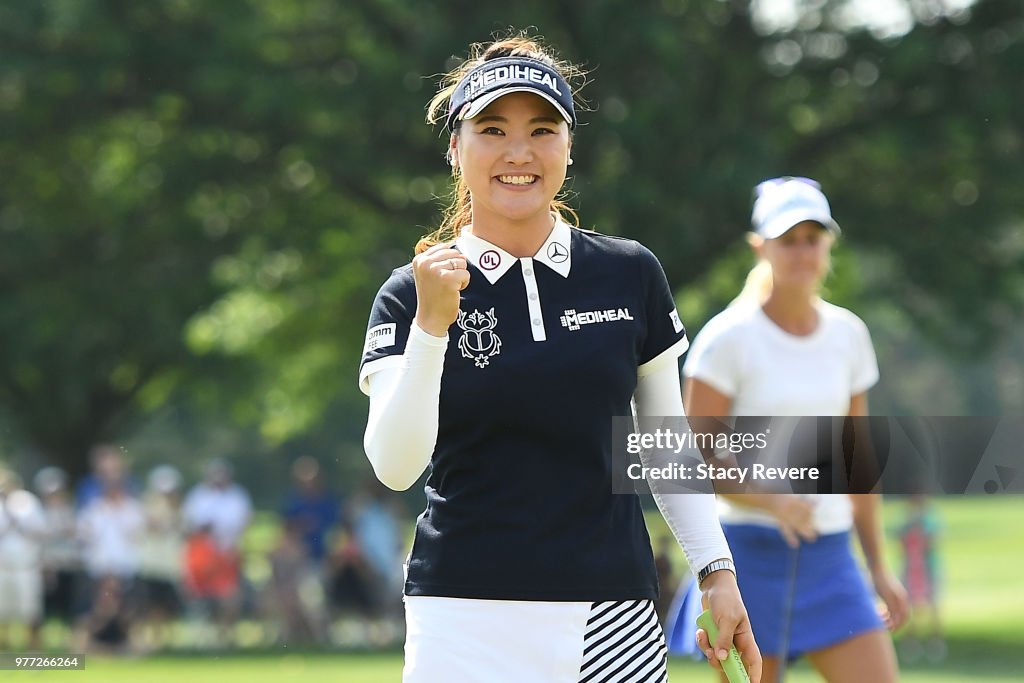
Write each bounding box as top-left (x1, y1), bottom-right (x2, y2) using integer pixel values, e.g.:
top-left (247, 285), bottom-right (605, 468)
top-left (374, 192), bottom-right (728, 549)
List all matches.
top-left (457, 308), bottom-right (502, 368)
top-left (479, 250), bottom-right (501, 271)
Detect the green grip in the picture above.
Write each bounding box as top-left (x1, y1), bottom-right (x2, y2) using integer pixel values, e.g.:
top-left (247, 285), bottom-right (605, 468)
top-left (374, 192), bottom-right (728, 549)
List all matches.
top-left (696, 609), bottom-right (751, 683)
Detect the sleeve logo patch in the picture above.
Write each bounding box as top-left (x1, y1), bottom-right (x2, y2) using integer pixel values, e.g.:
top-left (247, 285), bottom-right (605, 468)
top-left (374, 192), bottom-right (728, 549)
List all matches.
top-left (364, 323), bottom-right (397, 353)
top-left (669, 309), bottom-right (684, 333)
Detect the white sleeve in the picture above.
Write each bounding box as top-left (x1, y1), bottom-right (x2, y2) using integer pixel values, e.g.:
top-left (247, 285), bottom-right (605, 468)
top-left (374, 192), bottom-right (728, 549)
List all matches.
top-left (850, 315), bottom-right (880, 394)
top-left (634, 362), bottom-right (732, 573)
top-left (363, 322), bottom-right (448, 491)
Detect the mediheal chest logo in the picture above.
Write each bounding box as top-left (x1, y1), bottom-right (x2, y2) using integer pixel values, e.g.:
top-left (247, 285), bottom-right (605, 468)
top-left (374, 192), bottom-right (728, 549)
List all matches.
top-left (457, 308), bottom-right (502, 368)
top-left (560, 307), bottom-right (634, 332)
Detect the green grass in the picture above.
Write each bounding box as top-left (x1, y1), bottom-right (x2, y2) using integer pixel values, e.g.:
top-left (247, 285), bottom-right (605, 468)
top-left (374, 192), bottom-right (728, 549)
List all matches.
top-left (19, 497), bottom-right (1024, 682)
top-left (15, 650), bottom-right (1024, 683)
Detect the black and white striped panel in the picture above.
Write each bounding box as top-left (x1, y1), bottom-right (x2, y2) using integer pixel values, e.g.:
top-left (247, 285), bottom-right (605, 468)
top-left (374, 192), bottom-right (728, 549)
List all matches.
top-left (577, 599), bottom-right (668, 683)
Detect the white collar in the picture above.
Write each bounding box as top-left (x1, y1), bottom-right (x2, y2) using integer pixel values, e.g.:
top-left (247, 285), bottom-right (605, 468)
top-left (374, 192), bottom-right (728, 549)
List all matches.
top-left (456, 217), bottom-right (573, 285)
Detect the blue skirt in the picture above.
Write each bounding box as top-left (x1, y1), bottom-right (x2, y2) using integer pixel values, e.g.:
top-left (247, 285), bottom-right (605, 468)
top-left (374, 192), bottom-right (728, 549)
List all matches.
top-left (666, 525), bottom-right (884, 661)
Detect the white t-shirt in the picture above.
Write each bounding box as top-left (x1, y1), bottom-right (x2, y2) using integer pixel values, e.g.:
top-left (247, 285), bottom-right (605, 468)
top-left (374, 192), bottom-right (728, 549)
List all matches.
top-left (78, 496), bottom-right (146, 577)
top-left (0, 490), bottom-right (47, 569)
top-left (683, 300), bottom-right (879, 533)
top-left (182, 483), bottom-right (252, 550)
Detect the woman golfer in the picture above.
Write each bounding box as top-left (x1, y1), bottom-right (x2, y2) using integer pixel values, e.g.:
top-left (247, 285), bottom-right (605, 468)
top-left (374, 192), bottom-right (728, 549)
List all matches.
top-left (360, 32), bottom-right (761, 683)
top-left (669, 177), bottom-right (908, 682)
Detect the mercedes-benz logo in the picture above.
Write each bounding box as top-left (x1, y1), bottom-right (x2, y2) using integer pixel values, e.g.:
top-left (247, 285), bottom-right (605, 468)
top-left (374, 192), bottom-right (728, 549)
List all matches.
top-left (546, 242), bottom-right (569, 263)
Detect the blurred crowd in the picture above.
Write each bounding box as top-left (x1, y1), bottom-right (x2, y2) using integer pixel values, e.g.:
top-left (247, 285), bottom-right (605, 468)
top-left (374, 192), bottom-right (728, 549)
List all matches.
top-left (0, 447), bottom-right (405, 653)
top-left (1, 446), bottom-right (943, 658)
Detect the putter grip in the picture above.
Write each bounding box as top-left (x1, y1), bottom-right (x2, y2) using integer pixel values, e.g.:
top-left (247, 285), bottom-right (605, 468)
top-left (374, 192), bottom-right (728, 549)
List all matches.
top-left (696, 609), bottom-right (751, 683)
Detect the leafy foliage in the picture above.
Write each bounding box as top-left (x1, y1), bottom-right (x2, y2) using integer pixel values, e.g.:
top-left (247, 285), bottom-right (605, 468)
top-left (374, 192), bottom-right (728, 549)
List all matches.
top-left (2, 0), bottom-right (1021, 477)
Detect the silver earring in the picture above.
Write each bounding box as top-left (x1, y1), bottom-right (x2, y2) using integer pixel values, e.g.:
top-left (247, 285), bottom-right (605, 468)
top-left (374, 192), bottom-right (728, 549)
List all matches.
top-left (567, 158), bottom-right (574, 166)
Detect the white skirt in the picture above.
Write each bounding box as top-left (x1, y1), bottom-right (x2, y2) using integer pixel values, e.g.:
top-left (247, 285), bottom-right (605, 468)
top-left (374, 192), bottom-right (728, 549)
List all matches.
top-left (404, 595), bottom-right (668, 683)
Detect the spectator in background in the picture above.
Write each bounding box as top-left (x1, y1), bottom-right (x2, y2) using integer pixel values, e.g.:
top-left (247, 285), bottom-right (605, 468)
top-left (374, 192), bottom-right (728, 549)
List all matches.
top-left (348, 478), bottom-right (403, 609)
top-left (274, 456), bottom-right (337, 645)
top-left (327, 478), bottom-right (406, 646)
top-left (898, 494), bottom-right (945, 663)
top-left (181, 460), bottom-right (251, 646)
top-left (281, 456), bottom-right (339, 570)
top-left (34, 467), bottom-right (81, 636)
top-left (182, 523), bottom-right (241, 647)
top-left (75, 445), bottom-right (137, 510)
top-left (182, 459), bottom-right (252, 554)
top-left (268, 518), bottom-right (326, 645)
top-left (327, 526), bottom-right (376, 624)
top-left (77, 460), bottom-right (146, 581)
top-left (0, 466), bottom-right (47, 649)
top-left (282, 458), bottom-right (342, 573)
top-left (77, 458), bottom-right (146, 646)
top-left (137, 465), bottom-right (186, 651)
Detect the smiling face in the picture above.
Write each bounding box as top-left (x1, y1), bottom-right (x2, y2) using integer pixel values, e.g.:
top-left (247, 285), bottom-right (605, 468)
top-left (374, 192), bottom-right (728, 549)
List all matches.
top-left (450, 91), bottom-right (571, 232)
top-left (758, 220), bottom-right (833, 291)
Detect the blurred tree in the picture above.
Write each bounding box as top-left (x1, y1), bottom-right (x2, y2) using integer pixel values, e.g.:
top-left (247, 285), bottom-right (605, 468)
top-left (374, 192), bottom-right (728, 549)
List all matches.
top-left (1, 0), bottom-right (1021, 477)
top-left (0, 1), bottom-right (251, 473)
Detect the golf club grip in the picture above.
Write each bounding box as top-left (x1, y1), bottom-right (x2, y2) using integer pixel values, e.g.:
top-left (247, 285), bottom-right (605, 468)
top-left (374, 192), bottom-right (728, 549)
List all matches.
top-left (696, 609), bottom-right (751, 683)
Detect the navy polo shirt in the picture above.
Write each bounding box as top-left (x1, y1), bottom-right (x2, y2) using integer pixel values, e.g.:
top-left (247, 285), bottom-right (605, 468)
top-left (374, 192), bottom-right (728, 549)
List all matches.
top-left (359, 219), bottom-right (689, 601)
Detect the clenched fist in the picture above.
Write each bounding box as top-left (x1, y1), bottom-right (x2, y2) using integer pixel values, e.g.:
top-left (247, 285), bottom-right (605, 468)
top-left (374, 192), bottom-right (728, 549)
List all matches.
top-left (413, 244), bottom-right (470, 336)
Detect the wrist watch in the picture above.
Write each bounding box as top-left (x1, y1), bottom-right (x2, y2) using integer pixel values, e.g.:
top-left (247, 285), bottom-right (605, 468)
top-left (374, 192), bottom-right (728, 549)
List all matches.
top-left (697, 558), bottom-right (736, 586)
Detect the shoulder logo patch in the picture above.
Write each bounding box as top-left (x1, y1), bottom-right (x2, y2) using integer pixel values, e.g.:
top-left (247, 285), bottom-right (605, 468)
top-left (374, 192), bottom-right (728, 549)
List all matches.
top-left (670, 308), bottom-right (684, 333)
top-left (364, 323), bottom-right (397, 353)
top-left (457, 308), bottom-right (502, 368)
